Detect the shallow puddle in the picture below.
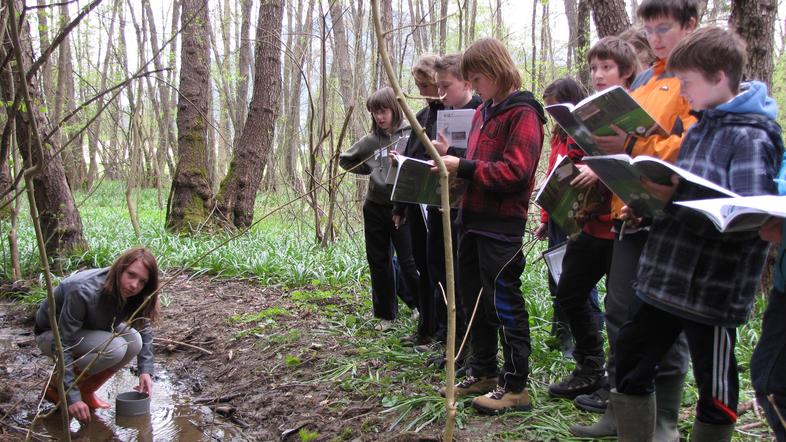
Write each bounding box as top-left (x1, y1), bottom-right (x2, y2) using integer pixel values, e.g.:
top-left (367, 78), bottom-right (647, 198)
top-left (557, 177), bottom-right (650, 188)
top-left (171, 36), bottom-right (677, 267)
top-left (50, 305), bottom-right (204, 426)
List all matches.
top-left (29, 366), bottom-right (241, 441)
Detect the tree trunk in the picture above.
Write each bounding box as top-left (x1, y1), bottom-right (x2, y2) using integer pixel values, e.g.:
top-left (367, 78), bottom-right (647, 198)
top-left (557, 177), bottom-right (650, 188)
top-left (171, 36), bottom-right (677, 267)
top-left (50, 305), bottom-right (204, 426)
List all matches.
top-left (564, 0), bottom-right (578, 72)
top-left (730, 0), bottom-right (776, 88)
top-left (144, 0), bottom-right (176, 188)
top-left (588, 0), bottom-right (630, 37)
top-left (215, 0), bottom-right (283, 229)
top-left (530, 0), bottom-right (537, 91)
top-left (1, 1), bottom-right (87, 258)
top-left (439, 0), bottom-right (447, 52)
top-left (236, 0), bottom-right (253, 139)
top-left (379, 0), bottom-right (395, 85)
top-left (330, 1), bottom-right (366, 143)
top-left (494, 0), bottom-right (503, 41)
top-left (166, 0), bottom-right (215, 233)
top-left (576, 0), bottom-right (592, 89)
top-left (467, 0), bottom-right (477, 44)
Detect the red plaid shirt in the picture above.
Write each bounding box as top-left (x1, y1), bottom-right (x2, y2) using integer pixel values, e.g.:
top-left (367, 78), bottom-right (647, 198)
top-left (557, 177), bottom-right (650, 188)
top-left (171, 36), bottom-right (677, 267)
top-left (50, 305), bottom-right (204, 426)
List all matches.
top-left (456, 91), bottom-right (546, 236)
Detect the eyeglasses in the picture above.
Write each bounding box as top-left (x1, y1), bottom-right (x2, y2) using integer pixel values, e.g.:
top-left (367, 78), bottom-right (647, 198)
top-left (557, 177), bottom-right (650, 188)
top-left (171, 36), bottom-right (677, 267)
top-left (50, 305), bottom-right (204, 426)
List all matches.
top-left (644, 22), bottom-right (676, 36)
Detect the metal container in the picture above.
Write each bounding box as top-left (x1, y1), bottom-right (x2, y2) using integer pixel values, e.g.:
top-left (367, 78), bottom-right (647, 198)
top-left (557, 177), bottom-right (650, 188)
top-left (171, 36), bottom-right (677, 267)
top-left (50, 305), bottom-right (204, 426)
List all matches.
top-left (115, 391), bottom-right (150, 416)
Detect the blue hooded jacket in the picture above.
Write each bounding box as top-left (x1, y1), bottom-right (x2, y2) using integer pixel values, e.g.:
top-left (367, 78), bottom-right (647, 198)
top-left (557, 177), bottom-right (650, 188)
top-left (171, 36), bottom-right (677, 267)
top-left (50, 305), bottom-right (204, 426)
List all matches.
top-left (775, 149), bottom-right (786, 292)
top-left (718, 81), bottom-right (785, 292)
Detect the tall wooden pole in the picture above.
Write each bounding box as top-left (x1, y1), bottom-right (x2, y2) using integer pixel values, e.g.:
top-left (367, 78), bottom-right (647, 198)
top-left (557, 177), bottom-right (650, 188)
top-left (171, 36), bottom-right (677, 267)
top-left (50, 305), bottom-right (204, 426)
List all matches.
top-left (370, 2), bottom-right (458, 440)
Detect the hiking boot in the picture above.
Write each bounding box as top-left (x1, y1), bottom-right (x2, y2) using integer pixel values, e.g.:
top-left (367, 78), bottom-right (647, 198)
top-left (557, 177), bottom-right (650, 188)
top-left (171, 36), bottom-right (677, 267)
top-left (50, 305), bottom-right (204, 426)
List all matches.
top-left (374, 319), bottom-right (394, 331)
top-left (439, 375), bottom-right (497, 398)
top-left (414, 341), bottom-right (443, 354)
top-left (574, 381), bottom-right (610, 413)
top-left (400, 333), bottom-right (431, 346)
top-left (472, 385), bottom-right (532, 415)
top-left (548, 356), bottom-right (605, 399)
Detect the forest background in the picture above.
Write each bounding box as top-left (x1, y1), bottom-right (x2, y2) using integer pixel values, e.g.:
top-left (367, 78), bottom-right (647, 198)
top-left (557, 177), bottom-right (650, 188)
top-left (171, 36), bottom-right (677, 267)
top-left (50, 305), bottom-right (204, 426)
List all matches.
top-left (0, 0), bottom-right (784, 440)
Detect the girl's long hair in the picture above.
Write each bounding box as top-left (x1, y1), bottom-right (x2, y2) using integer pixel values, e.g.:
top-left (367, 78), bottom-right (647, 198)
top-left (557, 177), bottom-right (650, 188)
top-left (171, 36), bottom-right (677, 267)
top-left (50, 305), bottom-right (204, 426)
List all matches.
top-left (102, 247), bottom-right (160, 325)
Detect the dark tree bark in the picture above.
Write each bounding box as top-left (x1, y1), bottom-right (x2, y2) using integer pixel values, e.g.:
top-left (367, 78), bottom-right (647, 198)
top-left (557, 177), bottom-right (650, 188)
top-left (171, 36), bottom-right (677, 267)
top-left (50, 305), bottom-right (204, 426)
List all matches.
top-left (215, 0), bottom-right (284, 229)
top-left (235, 0), bottom-right (253, 138)
top-left (730, 0), bottom-right (776, 88)
top-left (166, 0), bottom-right (215, 233)
top-left (576, 0), bottom-right (591, 88)
top-left (439, 0), bottom-right (447, 52)
top-left (494, 0), bottom-right (503, 41)
top-left (588, 0), bottom-right (630, 37)
top-left (330, 0), bottom-right (366, 142)
top-left (143, 0), bottom-right (176, 185)
top-left (1, 0), bottom-right (87, 258)
top-left (564, 0), bottom-right (578, 71)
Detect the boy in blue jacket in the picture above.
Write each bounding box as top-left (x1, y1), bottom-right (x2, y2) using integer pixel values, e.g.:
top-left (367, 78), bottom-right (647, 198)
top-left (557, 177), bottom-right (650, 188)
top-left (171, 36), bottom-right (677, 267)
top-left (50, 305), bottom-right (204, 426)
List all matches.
top-left (612, 27), bottom-right (784, 441)
top-left (751, 149), bottom-right (786, 441)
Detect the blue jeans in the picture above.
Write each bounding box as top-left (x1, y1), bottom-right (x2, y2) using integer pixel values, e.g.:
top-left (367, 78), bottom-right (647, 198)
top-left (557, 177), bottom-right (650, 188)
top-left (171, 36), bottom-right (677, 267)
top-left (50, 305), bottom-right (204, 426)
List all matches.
top-left (751, 287), bottom-right (786, 441)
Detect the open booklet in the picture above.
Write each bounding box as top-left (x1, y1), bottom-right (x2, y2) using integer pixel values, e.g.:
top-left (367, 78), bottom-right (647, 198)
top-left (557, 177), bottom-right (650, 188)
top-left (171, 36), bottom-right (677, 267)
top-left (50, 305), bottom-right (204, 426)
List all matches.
top-left (390, 155), bottom-right (467, 207)
top-left (674, 195), bottom-right (786, 232)
top-left (582, 154), bottom-right (740, 218)
top-left (534, 155), bottom-right (604, 237)
top-left (436, 109), bottom-right (475, 154)
top-left (545, 85), bottom-right (667, 156)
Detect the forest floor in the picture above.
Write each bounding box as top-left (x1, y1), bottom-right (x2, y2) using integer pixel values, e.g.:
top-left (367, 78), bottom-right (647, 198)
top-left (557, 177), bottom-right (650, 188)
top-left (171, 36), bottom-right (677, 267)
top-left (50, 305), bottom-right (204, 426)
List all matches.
top-left (0, 272), bottom-right (776, 441)
top-left (0, 273), bottom-right (526, 441)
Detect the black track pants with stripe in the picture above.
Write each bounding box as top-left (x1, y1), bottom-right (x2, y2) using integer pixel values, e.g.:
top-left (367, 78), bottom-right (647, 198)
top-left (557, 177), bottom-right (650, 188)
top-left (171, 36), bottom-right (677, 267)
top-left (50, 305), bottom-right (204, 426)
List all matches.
top-left (616, 298), bottom-right (739, 425)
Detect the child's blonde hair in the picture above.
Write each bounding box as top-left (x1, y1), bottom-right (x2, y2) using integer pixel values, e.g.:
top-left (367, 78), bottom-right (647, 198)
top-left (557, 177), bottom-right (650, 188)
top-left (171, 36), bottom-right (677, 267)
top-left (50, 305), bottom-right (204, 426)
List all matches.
top-left (411, 54), bottom-right (439, 87)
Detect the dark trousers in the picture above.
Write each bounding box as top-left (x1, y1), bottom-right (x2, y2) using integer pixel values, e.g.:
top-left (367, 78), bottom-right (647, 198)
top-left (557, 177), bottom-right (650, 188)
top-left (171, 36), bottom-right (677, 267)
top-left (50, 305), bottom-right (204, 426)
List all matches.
top-left (459, 230), bottom-right (531, 392)
top-left (606, 229), bottom-right (689, 385)
top-left (546, 222), bottom-right (601, 346)
top-left (362, 199), bottom-right (420, 320)
top-left (405, 204), bottom-right (436, 339)
top-left (616, 299), bottom-right (740, 425)
top-left (428, 207), bottom-right (466, 343)
top-left (555, 231), bottom-right (612, 362)
top-left (751, 287), bottom-right (786, 441)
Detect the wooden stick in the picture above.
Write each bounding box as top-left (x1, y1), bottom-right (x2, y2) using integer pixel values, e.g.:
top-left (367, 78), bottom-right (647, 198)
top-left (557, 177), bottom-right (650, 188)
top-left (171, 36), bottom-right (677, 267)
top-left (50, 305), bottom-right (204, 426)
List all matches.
top-left (370, 3), bottom-right (458, 440)
top-left (155, 337), bottom-right (214, 355)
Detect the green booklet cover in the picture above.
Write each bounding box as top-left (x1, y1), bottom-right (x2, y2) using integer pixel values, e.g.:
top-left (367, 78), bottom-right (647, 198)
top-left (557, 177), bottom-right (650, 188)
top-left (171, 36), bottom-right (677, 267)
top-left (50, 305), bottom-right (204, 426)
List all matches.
top-left (390, 155), bottom-right (466, 207)
top-left (545, 85), bottom-right (667, 156)
top-left (534, 155), bottom-right (604, 237)
top-left (583, 154), bottom-right (740, 218)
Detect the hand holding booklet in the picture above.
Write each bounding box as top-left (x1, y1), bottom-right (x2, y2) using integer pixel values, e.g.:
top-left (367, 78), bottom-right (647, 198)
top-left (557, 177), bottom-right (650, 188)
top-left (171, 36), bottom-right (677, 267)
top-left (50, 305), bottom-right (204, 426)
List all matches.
top-left (534, 155), bottom-right (605, 237)
top-left (436, 109), bottom-right (475, 154)
top-left (582, 154), bottom-right (739, 218)
top-left (674, 195), bottom-right (786, 232)
top-left (390, 155), bottom-right (466, 207)
top-left (545, 85), bottom-right (667, 156)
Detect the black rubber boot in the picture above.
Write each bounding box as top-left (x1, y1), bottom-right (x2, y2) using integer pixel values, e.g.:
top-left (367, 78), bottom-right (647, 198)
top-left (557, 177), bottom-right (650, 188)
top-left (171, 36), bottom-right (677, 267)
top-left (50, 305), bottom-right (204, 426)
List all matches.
top-left (654, 373), bottom-right (685, 442)
top-left (610, 389), bottom-right (655, 442)
top-left (569, 399), bottom-right (617, 438)
top-left (690, 420), bottom-right (734, 442)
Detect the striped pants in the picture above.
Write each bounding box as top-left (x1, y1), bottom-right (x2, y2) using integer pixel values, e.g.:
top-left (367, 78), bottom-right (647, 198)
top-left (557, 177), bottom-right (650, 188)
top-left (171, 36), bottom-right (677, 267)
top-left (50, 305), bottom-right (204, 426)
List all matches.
top-left (615, 299), bottom-right (739, 425)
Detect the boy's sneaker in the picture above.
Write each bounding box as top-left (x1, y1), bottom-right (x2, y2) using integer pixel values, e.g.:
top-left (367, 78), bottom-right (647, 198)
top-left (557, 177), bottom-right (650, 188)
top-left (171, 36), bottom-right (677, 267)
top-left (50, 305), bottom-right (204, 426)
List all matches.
top-left (472, 385), bottom-right (532, 415)
top-left (414, 341), bottom-right (443, 354)
top-left (548, 356), bottom-right (605, 399)
top-left (374, 319), bottom-right (394, 331)
top-left (573, 382), bottom-right (610, 413)
top-left (400, 334), bottom-right (431, 346)
top-left (439, 375), bottom-right (497, 398)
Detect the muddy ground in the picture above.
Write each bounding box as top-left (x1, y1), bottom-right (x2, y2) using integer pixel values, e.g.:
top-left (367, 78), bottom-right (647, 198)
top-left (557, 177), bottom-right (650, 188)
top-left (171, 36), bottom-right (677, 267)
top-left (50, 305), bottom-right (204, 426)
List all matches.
top-left (0, 274), bottom-right (457, 441)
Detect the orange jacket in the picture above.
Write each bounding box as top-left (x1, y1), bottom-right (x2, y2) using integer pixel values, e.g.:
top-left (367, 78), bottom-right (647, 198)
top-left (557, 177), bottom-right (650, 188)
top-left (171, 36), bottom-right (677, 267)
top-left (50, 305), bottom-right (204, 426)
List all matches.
top-left (611, 59), bottom-right (698, 219)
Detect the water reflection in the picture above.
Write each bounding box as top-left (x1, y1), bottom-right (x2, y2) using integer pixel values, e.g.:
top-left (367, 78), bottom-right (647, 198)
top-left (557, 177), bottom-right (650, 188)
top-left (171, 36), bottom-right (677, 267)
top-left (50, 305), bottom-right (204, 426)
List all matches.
top-left (32, 366), bottom-right (239, 441)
